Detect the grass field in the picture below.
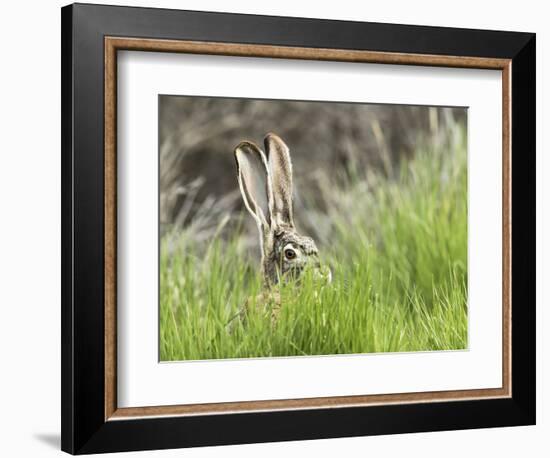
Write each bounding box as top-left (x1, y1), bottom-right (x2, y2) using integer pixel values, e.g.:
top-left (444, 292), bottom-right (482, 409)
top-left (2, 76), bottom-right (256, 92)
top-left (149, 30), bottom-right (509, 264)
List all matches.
top-left (160, 128), bottom-right (468, 361)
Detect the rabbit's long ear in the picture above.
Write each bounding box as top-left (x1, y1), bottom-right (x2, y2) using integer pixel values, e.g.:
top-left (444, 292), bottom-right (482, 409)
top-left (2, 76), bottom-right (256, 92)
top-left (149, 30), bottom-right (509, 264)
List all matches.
top-left (234, 141), bottom-right (273, 235)
top-left (264, 133), bottom-right (294, 229)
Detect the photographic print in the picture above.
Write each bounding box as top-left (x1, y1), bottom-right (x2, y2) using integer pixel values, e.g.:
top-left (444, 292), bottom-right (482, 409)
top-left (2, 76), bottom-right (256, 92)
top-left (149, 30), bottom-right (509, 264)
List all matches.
top-left (159, 95), bottom-right (468, 362)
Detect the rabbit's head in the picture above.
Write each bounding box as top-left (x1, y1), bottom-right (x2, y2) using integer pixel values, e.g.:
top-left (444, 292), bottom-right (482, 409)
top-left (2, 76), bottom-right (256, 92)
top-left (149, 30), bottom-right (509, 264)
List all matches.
top-left (234, 133), bottom-right (331, 287)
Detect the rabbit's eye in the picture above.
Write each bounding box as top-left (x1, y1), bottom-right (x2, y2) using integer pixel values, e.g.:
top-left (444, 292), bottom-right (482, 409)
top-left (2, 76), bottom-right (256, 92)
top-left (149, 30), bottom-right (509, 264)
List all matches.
top-left (284, 248), bottom-right (296, 260)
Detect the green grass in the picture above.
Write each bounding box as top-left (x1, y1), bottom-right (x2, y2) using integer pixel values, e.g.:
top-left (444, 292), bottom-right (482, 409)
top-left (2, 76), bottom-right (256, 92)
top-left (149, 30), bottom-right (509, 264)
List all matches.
top-left (160, 130), bottom-right (468, 361)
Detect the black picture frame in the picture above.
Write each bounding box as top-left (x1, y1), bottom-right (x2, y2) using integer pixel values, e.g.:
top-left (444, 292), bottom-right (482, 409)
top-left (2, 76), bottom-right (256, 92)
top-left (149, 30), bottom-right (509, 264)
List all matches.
top-left (61, 3), bottom-right (535, 454)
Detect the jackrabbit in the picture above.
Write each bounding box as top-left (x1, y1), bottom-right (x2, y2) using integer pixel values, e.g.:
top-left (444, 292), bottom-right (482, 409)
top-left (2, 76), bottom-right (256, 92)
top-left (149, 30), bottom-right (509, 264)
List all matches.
top-left (231, 132), bottom-right (331, 324)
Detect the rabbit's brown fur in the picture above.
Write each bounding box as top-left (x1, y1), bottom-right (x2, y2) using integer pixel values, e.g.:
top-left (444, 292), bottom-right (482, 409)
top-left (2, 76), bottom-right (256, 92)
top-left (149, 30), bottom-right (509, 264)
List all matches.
top-left (231, 133), bottom-right (331, 326)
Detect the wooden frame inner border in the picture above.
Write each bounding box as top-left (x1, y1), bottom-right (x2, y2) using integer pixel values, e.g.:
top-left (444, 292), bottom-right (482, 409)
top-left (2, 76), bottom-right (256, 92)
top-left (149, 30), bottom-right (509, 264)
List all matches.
top-left (104, 37), bottom-right (512, 421)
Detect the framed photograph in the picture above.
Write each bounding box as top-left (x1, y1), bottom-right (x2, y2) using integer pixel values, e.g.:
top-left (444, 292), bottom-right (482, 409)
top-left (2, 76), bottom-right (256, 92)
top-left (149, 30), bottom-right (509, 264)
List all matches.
top-left (61, 3), bottom-right (536, 454)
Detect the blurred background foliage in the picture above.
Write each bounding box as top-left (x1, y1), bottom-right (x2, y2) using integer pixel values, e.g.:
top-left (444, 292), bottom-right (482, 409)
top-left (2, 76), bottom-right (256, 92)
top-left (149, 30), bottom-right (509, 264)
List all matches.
top-left (160, 95), bottom-right (465, 257)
